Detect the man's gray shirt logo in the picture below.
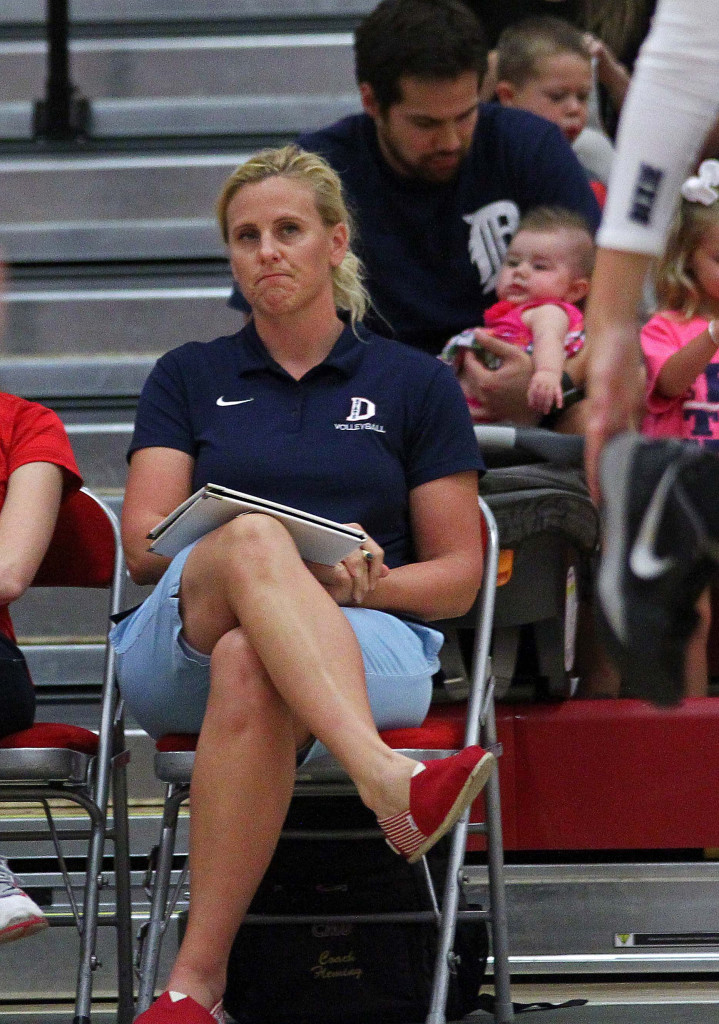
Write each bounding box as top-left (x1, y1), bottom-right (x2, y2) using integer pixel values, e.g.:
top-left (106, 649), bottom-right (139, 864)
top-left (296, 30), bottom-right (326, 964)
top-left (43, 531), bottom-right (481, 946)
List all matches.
top-left (464, 201), bottom-right (520, 294)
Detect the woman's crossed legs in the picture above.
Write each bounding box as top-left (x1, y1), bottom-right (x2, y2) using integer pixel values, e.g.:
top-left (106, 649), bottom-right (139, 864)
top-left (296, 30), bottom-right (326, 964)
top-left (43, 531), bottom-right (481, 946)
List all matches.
top-left (163, 514), bottom-right (426, 1009)
top-left (117, 514), bottom-right (493, 1017)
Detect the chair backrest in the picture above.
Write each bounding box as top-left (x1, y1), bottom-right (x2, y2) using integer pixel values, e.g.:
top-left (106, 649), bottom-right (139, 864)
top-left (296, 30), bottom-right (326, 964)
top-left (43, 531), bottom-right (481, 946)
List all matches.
top-left (0, 488), bottom-right (134, 1023)
top-left (31, 486), bottom-right (118, 589)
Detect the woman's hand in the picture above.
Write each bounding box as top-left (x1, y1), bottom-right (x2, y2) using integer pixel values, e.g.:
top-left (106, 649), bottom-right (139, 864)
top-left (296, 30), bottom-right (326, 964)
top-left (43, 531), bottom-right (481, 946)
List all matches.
top-left (306, 527), bottom-right (387, 605)
top-left (307, 474), bottom-right (483, 622)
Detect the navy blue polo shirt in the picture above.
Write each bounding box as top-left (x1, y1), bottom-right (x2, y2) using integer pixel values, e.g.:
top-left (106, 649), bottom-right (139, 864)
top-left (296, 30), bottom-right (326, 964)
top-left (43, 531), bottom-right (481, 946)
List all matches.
top-left (129, 321), bottom-right (484, 568)
top-left (229, 107), bottom-right (601, 354)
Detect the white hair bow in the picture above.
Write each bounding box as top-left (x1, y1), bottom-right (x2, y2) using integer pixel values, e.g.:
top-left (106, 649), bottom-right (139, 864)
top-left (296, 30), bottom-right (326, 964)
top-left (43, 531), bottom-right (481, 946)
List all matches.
top-left (681, 160), bottom-right (719, 205)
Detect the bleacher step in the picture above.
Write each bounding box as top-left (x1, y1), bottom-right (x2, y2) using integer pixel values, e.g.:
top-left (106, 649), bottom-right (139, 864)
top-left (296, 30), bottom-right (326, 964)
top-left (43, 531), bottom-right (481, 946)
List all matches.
top-left (0, 152), bottom-right (249, 263)
top-left (0, 32), bottom-right (356, 104)
top-left (0, 0), bottom-right (373, 29)
top-left (4, 273), bottom-right (241, 356)
top-left (0, 94), bottom-right (360, 143)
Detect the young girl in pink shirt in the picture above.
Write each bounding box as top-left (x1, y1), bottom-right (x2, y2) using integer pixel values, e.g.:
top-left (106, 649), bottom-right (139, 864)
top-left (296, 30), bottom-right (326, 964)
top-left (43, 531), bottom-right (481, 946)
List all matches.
top-left (640, 159), bottom-right (719, 696)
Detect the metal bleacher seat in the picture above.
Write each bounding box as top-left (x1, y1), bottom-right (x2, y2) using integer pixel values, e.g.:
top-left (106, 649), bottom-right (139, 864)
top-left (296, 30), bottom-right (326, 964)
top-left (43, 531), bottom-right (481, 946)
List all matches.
top-left (133, 497), bottom-right (513, 1024)
top-left (0, 487), bottom-right (133, 1024)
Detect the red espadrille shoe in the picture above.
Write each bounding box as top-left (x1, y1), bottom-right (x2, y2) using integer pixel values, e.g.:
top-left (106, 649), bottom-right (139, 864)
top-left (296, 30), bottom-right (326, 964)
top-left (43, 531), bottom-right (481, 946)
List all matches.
top-left (134, 991), bottom-right (227, 1023)
top-left (378, 745), bottom-right (496, 864)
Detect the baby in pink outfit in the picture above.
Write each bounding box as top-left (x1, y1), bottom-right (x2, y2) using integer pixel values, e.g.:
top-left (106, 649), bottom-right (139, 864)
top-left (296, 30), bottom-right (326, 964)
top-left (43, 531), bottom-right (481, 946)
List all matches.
top-left (441, 207), bottom-right (595, 421)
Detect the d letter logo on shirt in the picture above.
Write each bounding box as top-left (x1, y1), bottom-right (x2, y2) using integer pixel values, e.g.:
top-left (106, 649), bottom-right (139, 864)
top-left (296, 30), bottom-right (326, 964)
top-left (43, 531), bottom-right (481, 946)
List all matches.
top-left (347, 397), bottom-right (376, 422)
top-left (335, 397), bottom-right (386, 433)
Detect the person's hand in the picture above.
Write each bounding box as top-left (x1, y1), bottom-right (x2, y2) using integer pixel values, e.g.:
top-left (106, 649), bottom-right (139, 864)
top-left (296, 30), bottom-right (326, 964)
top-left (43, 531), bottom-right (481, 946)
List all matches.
top-left (582, 32), bottom-right (630, 111)
top-left (460, 330), bottom-right (540, 425)
top-left (582, 32), bottom-right (612, 69)
top-left (305, 527), bottom-right (387, 605)
top-left (456, 354), bottom-right (486, 423)
top-left (478, 49), bottom-right (499, 103)
top-left (528, 368), bottom-right (563, 416)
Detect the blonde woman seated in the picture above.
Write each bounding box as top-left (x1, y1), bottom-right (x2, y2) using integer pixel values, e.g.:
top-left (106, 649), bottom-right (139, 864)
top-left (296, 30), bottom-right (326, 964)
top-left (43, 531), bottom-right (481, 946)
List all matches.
top-left (110, 145), bottom-right (494, 1024)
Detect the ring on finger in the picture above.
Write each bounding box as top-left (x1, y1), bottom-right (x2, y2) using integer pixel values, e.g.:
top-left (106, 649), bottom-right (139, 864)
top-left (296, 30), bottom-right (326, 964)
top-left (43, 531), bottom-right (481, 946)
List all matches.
top-left (361, 548), bottom-right (374, 563)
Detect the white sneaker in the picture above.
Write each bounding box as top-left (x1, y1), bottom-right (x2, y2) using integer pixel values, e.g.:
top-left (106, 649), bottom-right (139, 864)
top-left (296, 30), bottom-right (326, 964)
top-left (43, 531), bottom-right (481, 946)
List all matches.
top-left (0, 857), bottom-right (48, 943)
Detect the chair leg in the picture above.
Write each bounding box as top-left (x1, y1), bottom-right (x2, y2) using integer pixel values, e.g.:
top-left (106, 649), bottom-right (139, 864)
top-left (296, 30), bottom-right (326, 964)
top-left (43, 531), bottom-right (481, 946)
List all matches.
top-left (135, 786), bottom-right (185, 1014)
top-left (482, 701), bottom-right (514, 1024)
top-left (424, 812), bottom-right (472, 1024)
top-left (113, 758), bottom-right (136, 1023)
top-left (73, 809), bottom-right (107, 1024)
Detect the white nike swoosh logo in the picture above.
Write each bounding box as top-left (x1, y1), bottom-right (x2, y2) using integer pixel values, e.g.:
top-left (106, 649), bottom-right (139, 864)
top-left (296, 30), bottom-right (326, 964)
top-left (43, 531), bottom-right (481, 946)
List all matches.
top-left (629, 461), bottom-right (679, 579)
top-left (216, 397), bottom-right (254, 407)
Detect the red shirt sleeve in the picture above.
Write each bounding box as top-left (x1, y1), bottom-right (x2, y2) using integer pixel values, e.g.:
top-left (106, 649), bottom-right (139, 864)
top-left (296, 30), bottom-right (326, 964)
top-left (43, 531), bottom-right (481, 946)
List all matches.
top-left (3, 396), bottom-right (82, 495)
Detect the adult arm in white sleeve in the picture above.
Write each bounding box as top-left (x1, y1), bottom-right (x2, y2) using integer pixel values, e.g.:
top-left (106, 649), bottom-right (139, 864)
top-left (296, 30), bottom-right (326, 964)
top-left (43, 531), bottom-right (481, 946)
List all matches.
top-left (585, 0), bottom-right (719, 496)
top-left (598, 0), bottom-right (719, 256)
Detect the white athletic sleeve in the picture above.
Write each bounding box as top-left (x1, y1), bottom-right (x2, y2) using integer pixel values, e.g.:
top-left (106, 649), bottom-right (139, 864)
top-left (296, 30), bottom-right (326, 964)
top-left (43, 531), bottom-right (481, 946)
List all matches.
top-left (597, 0), bottom-right (719, 255)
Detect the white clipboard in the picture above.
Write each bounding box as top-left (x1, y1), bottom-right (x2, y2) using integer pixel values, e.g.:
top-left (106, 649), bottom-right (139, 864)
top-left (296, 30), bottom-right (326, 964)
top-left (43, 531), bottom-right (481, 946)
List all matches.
top-left (147, 483), bottom-right (367, 565)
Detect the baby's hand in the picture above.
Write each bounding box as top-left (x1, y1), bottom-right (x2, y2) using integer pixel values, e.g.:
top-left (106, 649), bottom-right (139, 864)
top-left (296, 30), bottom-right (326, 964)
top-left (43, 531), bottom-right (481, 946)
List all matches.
top-left (528, 369), bottom-right (563, 416)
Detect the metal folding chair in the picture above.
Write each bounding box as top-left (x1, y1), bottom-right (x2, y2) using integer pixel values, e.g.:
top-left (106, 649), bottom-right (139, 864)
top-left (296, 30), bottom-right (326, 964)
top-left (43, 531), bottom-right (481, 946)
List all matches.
top-left (135, 496), bottom-right (512, 1023)
top-left (0, 487), bottom-right (133, 1024)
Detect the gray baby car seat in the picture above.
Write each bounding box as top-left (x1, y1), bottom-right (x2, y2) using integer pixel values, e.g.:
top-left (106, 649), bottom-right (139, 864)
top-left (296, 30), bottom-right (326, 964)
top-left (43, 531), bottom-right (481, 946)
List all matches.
top-left (475, 426), bottom-right (599, 699)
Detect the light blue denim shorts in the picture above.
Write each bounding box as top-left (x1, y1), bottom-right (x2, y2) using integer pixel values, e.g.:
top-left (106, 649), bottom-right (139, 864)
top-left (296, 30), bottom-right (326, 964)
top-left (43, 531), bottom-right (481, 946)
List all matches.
top-left (110, 542), bottom-right (444, 741)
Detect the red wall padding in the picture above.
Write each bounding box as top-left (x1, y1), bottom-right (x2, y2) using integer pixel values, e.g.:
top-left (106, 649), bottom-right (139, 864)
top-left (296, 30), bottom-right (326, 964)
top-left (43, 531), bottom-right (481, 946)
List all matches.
top-left (158, 698), bottom-right (719, 852)
top-left (478, 698), bottom-right (719, 851)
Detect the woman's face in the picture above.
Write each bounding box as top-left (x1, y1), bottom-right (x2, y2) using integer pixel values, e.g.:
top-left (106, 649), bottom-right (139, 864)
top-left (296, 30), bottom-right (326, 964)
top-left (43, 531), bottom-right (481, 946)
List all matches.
top-left (224, 175), bottom-right (348, 319)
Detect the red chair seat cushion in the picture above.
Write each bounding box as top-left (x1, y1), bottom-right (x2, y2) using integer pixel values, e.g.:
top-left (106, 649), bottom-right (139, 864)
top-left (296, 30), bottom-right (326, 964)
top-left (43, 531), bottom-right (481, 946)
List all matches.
top-left (381, 703), bottom-right (468, 750)
top-left (0, 722), bottom-right (98, 755)
top-left (157, 705), bottom-right (469, 755)
top-left (156, 733), bottom-right (199, 752)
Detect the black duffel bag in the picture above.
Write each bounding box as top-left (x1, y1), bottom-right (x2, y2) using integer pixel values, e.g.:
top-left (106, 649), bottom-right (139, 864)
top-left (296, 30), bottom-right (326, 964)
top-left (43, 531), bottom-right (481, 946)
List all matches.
top-left (220, 796), bottom-right (488, 1024)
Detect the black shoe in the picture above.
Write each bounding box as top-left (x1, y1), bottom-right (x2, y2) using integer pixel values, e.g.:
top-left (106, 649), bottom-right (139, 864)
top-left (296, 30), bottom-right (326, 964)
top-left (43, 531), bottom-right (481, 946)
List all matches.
top-left (596, 433), bottom-right (719, 705)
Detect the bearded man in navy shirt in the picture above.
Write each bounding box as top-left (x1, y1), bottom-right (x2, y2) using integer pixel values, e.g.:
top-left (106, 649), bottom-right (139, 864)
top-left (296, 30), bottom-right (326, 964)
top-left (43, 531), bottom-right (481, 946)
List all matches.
top-left (232, 0), bottom-right (601, 426)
